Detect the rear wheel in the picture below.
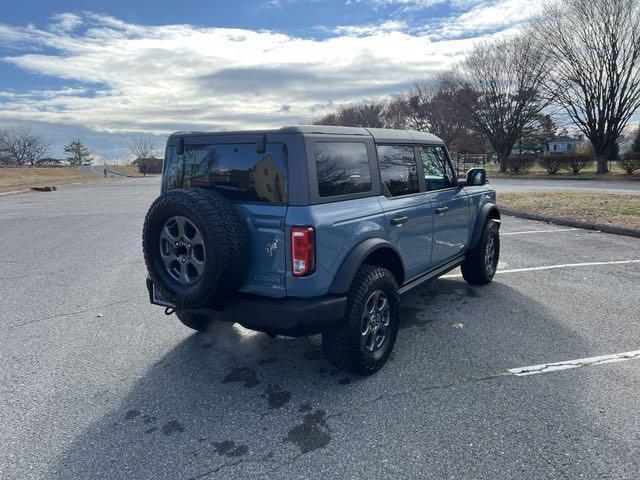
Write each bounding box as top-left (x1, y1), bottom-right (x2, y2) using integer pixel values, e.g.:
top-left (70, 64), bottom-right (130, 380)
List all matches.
top-left (322, 265), bottom-right (399, 375)
top-left (461, 219), bottom-right (500, 285)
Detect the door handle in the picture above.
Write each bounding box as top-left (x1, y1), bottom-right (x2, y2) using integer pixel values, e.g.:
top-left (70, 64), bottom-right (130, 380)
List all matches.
top-left (391, 216), bottom-right (409, 226)
top-left (435, 206), bottom-right (449, 215)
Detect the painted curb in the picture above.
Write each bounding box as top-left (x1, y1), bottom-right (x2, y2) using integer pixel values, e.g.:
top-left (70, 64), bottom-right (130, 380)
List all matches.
top-left (500, 207), bottom-right (640, 239)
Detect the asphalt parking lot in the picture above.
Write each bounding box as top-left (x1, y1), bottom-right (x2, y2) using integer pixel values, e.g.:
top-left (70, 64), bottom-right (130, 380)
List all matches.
top-left (1, 178), bottom-right (639, 479)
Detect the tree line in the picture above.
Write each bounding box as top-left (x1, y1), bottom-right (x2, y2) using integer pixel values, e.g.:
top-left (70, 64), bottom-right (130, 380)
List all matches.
top-left (0, 127), bottom-right (93, 166)
top-left (315, 0), bottom-right (640, 174)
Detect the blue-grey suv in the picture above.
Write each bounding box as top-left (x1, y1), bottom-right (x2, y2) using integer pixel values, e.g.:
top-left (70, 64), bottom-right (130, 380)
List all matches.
top-left (143, 126), bottom-right (500, 374)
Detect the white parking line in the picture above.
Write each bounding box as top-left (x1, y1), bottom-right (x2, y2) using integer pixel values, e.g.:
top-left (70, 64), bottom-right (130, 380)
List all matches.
top-left (495, 259), bottom-right (640, 274)
top-left (442, 259), bottom-right (640, 278)
top-left (508, 350), bottom-right (640, 376)
top-left (501, 228), bottom-right (579, 235)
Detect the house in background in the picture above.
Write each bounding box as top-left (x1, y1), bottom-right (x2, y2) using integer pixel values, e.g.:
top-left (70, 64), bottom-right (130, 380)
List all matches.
top-left (131, 157), bottom-right (163, 174)
top-left (547, 135), bottom-right (584, 154)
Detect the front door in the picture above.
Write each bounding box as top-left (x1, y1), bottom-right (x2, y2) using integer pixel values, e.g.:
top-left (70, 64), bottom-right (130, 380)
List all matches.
top-left (376, 145), bottom-right (433, 281)
top-left (419, 145), bottom-right (470, 266)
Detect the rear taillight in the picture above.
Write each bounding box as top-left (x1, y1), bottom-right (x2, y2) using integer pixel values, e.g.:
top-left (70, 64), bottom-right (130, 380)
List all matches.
top-left (291, 226), bottom-right (315, 276)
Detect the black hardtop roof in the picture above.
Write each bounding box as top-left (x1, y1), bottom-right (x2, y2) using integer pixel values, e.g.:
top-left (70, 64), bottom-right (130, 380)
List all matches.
top-left (169, 126), bottom-right (444, 145)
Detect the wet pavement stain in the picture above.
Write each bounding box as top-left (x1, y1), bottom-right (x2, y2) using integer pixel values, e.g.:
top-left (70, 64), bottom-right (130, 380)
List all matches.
top-left (141, 414), bottom-right (156, 424)
top-left (303, 350), bottom-right (324, 361)
top-left (145, 427), bottom-right (158, 434)
top-left (161, 421), bottom-right (184, 436)
top-left (201, 342), bottom-right (213, 350)
top-left (223, 367), bottom-right (260, 388)
top-left (400, 305), bottom-right (432, 329)
top-left (259, 357), bottom-right (279, 365)
top-left (298, 403), bottom-right (313, 413)
top-left (124, 409), bottom-right (140, 420)
top-left (285, 410), bottom-right (331, 454)
top-left (337, 377), bottom-right (351, 385)
top-left (263, 384), bottom-right (292, 409)
top-left (212, 440), bottom-right (249, 458)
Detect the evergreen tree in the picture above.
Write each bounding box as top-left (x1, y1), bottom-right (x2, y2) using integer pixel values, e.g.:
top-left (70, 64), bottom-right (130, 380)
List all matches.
top-left (64, 139), bottom-right (93, 166)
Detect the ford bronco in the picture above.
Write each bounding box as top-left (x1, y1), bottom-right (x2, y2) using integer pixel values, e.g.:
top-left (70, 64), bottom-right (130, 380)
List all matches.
top-left (143, 126), bottom-right (500, 374)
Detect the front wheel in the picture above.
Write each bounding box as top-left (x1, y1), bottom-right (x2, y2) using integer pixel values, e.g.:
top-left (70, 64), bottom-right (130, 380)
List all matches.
top-left (461, 219), bottom-right (500, 285)
top-left (322, 265), bottom-right (399, 375)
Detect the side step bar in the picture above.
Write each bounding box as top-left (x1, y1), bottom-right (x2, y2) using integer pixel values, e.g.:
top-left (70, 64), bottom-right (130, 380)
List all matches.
top-left (399, 256), bottom-right (465, 295)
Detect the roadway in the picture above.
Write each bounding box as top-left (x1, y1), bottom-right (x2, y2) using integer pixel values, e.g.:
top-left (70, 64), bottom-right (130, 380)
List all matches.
top-left (1, 177), bottom-right (639, 479)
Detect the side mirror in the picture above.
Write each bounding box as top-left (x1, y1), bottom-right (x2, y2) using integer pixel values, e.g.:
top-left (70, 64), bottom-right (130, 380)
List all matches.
top-left (461, 168), bottom-right (486, 187)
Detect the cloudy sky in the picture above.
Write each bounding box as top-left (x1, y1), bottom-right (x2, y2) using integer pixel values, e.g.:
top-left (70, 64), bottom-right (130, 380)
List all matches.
top-left (0, 0), bottom-right (544, 161)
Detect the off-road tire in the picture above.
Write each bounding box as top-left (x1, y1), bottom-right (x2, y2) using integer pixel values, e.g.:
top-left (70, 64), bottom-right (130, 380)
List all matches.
top-left (143, 188), bottom-right (248, 308)
top-left (322, 265), bottom-right (400, 375)
top-left (461, 219), bottom-right (500, 285)
top-left (175, 310), bottom-right (211, 331)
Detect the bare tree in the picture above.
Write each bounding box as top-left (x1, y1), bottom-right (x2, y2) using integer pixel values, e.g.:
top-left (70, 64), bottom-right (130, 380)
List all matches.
top-left (404, 72), bottom-right (475, 147)
top-left (382, 97), bottom-right (410, 129)
top-left (458, 35), bottom-right (550, 171)
top-left (129, 137), bottom-right (160, 176)
top-left (25, 133), bottom-right (51, 166)
top-left (0, 130), bottom-right (9, 165)
top-left (314, 102), bottom-right (386, 128)
top-left (534, 0), bottom-right (640, 173)
top-left (0, 127), bottom-right (50, 166)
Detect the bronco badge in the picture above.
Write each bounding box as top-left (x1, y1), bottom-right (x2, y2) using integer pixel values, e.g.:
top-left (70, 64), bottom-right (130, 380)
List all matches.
top-left (265, 238), bottom-right (279, 256)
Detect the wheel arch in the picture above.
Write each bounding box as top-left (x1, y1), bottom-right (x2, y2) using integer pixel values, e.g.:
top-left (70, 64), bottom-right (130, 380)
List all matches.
top-left (469, 203), bottom-right (500, 250)
top-left (329, 238), bottom-right (405, 295)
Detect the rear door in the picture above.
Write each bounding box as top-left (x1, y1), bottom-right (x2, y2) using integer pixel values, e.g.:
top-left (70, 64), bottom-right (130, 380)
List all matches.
top-left (376, 145), bottom-right (433, 281)
top-left (419, 145), bottom-right (470, 266)
top-left (166, 139), bottom-right (290, 298)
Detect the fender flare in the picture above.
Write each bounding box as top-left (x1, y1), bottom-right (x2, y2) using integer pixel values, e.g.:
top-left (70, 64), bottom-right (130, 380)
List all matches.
top-left (329, 238), bottom-right (405, 295)
top-left (469, 203), bottom-right (501, 249)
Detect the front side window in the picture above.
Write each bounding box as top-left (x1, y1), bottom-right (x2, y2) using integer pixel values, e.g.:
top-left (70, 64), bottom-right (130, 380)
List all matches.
top-left (377, 145), bottom-right (419, 197)
top-left (315, 142), bottom-right (372, 197)
top-left (420, 146), bottom-right (454, 191)
top-left (163, 142), bottom-right (288, 203)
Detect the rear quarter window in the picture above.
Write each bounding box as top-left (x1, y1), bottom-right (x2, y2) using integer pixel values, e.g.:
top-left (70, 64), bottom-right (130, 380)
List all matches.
top-left (315, 142), bottom-right (372, 197)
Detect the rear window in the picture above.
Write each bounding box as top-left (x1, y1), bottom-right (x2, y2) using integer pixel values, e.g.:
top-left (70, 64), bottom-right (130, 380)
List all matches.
top-left (162, 143), bottom-right (288, 203)
top-left (315, 142), bottom-right (372, 197)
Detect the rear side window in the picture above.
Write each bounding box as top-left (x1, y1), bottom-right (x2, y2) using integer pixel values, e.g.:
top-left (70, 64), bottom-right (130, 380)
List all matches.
top-left (163, 142), bottom-right (288, 203)
top-left (377, 145), bottom-right (420, 197)
top-left (315, 142), bottom-right (372, 197)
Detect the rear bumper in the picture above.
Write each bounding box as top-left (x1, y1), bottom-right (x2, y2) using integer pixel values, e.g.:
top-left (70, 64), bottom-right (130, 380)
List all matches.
top-left (146, 278), bottom-right (346, 336)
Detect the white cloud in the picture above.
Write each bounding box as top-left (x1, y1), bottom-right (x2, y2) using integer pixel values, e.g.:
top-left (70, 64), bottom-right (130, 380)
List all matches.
top-left (436, 0), bottom-right (545, 38)
top-left (49, 13), bottom-right (83, 33)
top-left (0, 5), bottom-right (543, 157)
top-left (327, 19), bottom-right (409, 36)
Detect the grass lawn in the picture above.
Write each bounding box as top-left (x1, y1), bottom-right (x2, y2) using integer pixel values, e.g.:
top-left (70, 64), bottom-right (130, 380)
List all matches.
top-left (499, 192), bottom-right (640, 230)
top-left (482, 163), bottom-right (636, 177)
top-left (0, 167), bottom-right (104, 193)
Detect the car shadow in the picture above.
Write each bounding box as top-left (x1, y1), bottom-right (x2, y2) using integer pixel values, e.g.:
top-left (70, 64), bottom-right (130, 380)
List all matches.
top-left (50, 278), bottom-right (609, 479)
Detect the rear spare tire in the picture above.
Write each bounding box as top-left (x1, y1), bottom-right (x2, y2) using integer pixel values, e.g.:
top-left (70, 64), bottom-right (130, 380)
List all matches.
top-left (143, 188), bottom-right (248, 308)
